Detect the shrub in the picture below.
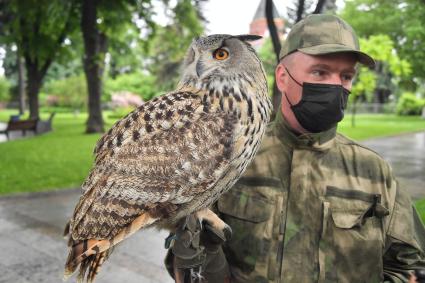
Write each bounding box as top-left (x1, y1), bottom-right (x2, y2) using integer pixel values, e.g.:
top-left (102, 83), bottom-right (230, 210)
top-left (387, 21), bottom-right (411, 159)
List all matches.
top-left (104, 72), bottom-right (159, 102)
top-left (110, 91), bottom-right (144, 108)
top-left (0, 76), bottom-right (11, 102)
top-left (396, 92), bottom-right (425, 116)
top-left (42, 74), bottom-right (87, 109)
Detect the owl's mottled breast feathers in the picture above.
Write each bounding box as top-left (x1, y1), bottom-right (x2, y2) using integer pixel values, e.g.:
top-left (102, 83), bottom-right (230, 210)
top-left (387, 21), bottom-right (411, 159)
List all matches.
top-left (71, 88), bottom-right (240, 239)
top-left (65, 34), bottom-right (272, 283)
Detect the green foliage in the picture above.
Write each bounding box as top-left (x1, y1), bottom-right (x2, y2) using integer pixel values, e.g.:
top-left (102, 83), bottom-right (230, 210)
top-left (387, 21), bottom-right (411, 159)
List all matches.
top-left (104, 72), bottom-right (159, 102)
top-left (107, 23), bottom-right (145, 78)
top-left (42, 75), bottom-right (87, 109)
top-left (350, 35), bottom-right (411, 105)
top-left (2, 0), bottom-right (79, 66)
top-left (351, 67), bottom-right (377, 103)
top-left (359, 35), bottom-right (411, 78)
top-left (0, 76), bottom-right (11, 102)
top-left (340, 0), bottom-right (425, 82)
top-left (258, 38), bottom-right (276, 75)
top-left (258, 38), bottom-right (277, 92)
top-left (148, 0), bottom-right (204, 91)
top-left (396, 92), bottom-right (425, 116)
top-left (100, 1), bottom-right (157, 77)
top-left (41, 71), bottom-right (160, 109)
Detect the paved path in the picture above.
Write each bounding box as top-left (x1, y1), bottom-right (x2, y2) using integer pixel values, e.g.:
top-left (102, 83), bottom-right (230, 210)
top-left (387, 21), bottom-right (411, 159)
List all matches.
top-left (362, 131), bottom-right (425, 200)
top-left (0, 189), bottom-right (173, 283)
top-left (0, 131), bottom-right (424, 283)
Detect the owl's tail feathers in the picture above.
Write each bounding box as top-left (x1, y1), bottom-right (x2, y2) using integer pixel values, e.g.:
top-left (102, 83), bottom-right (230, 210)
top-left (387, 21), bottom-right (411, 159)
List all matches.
top-left (63, 212), bottom-right (158, 282)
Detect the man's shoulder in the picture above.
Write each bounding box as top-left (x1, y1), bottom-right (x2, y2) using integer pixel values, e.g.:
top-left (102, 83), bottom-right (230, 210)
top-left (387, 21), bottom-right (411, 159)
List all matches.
top-left (335, 132), bottom-right (391, 168)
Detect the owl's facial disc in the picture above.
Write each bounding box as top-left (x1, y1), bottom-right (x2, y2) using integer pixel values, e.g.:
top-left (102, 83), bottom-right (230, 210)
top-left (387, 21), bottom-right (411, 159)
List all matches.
top-left (180, 34), bottom-right (263, 86)
top-left (196, 47), bottom-right (230, 77)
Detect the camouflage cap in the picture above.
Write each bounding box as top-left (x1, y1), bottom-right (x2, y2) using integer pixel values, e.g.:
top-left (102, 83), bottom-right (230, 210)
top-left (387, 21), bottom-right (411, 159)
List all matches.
top-left (279, 14), bottom-right (375, 67)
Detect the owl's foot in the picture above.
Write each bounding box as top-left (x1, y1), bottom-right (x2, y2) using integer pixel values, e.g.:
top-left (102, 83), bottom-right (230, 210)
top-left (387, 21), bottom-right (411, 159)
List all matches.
top-left (194, 208), bottom-right (232, 241)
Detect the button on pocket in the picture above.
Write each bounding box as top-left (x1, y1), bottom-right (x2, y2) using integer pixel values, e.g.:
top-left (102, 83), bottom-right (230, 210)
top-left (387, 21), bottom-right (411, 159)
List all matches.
top-left (319, 186), bottom-right (387, 282)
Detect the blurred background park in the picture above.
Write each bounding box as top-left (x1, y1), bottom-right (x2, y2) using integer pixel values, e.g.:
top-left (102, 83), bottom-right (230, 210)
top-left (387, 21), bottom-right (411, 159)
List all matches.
top-left (0, 0), bottom-right (424, 228)
top-left (1, 0), bottom-right (425, 281)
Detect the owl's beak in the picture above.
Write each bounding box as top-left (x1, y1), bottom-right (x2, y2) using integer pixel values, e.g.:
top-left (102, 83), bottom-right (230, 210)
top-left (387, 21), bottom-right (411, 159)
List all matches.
top-left (195, 61), bottom-right (205, 77)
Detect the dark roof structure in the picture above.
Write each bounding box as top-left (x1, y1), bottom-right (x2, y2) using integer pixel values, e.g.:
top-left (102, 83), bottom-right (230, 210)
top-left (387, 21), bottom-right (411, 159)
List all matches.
top-left (252, 0), bottom-right (281, 21)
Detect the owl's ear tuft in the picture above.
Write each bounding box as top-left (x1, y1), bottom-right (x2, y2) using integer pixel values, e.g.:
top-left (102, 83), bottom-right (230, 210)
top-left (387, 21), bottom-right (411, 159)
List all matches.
top-left (233, 34), bottom-right (262, 42)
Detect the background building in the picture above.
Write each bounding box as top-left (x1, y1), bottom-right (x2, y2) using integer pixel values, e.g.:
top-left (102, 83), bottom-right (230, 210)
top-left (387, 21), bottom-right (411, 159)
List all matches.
top-left (249, 0), bottom-right (285, 48)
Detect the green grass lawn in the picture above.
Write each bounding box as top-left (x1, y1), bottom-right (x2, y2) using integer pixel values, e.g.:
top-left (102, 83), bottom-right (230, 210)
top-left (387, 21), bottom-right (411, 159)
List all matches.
top-left (339, 114), bottom-right (425, 140)
top-left (1, 110), bottom-right (424, 223)
top-left (0, 110), bottom-right (113, 195)
top-left (416, 199), bottom-right (425, 225)
top-left (415, 199), bottom-right (425, 224)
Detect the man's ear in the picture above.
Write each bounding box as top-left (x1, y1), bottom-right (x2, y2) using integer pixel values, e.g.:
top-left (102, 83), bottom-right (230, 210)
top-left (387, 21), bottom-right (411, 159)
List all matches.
top-left (275, 63), bottom-right (287, 93)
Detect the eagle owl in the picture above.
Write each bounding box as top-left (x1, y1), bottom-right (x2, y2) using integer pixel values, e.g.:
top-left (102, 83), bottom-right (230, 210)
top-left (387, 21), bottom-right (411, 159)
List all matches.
top-left (64, 34), bottom-right (272, 282)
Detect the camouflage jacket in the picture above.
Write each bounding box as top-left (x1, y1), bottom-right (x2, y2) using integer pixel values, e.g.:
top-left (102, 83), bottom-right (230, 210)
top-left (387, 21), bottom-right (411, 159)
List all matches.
top-left (216, 110), bottom-right (425, 283)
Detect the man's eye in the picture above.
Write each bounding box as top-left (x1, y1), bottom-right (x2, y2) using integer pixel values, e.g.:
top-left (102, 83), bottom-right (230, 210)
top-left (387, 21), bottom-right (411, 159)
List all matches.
top-left (342, 74), bottom-right (354, 81)
top-left (311, 70), bottom-right (326, 77)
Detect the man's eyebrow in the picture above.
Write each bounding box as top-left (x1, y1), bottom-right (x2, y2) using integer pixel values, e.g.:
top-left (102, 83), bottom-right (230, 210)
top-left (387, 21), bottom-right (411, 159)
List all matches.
top-left (309, 64), bottom-right (356, 74)
top-left (309, 63), bottom-right (332, 70)
top-left (343, 67), bottom-right (357, 74)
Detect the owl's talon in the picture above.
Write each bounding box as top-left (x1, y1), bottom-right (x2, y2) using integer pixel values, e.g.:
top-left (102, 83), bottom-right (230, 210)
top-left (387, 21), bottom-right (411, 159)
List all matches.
top-left (183, 215), bottom-right (191, 230)
top-left (223, 224), bottom-right (232, 241)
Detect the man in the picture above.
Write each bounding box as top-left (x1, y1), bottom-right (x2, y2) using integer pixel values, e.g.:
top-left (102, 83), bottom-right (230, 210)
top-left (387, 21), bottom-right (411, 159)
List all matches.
top-left (165, 14), bottom-right (425, 283)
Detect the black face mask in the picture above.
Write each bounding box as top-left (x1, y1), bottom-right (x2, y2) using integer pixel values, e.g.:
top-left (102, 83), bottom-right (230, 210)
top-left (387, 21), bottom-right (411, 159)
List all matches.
top-left (284, 67), bottom-right (350, 133)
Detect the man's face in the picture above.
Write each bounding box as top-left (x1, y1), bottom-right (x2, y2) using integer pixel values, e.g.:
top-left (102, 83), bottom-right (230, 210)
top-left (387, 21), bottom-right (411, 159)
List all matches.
top-left (275, 51), bottom-right (357, 134)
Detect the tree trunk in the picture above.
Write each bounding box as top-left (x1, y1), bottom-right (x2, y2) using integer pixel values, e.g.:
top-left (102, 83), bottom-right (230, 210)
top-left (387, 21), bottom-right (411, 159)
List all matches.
top-left (25, 62), bottom-right (43, 119)
top-left (265, 0), bottom-right (282, 120)
top-left (296, 0), bottom-right (306, 23)
top-left (351, 98), bottom-right (357, 128)
top-left (313, 0), bottom-right (327, 14)
top-left (81, 0), bottom-right (106, 133)
top-left (17, 55), bottom-right (26, 115)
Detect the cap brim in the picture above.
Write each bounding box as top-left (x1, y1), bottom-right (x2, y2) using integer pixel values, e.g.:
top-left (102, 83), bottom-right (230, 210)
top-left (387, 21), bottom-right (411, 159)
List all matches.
top-left (298, 44), bottom-right (375, 68)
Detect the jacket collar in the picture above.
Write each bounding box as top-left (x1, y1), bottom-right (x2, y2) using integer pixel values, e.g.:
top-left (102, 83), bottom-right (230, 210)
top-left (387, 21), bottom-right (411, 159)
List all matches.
top-left (273, 109), bottom-right (337, 151)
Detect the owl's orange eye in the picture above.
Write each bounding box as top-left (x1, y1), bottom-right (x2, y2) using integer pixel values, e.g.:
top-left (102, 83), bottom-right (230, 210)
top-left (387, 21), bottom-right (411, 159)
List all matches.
top-left (213, 48), bottom-right (229, 60)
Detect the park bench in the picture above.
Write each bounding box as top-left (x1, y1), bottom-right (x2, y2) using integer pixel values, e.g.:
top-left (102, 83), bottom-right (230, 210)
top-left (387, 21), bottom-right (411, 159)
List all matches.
top-left (0, 112), bottom-right (55, 140)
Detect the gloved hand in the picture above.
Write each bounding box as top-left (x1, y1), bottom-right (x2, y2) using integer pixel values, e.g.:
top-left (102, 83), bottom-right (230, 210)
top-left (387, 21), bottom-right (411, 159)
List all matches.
top-left (164, 214), bottom-right (232, 283)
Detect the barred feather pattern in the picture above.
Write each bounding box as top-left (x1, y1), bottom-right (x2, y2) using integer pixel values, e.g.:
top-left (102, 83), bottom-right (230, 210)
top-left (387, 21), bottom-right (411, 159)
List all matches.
top-left (64, 34), bottom-right (272, 282)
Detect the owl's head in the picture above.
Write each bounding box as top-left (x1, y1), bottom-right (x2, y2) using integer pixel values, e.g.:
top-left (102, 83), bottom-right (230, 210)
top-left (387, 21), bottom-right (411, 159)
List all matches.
top-left (179, 34), bottom-right (266, 87)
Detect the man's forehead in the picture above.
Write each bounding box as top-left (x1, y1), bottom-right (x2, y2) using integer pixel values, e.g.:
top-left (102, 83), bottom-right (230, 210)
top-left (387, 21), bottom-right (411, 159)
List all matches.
top-left (288, 51), bottom-right (357, 70)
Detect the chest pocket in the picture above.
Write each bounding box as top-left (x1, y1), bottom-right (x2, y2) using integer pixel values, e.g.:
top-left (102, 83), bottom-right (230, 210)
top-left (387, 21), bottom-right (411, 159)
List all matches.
top-left (320, 186), bottom-right (389, 283)
top-left (217, 177), bottom-right (279, 276)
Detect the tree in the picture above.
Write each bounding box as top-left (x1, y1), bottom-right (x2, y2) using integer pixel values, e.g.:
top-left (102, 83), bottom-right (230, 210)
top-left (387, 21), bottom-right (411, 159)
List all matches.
top-left (286, 0), bottom-right (330, 24)
top-left (0, 0), bottom-right (79, 119)
top-left (265, 0), bottom-right (282, 118)
top-left (147, 0), bottom-right (205, 92)
top-left (81, 0), bottom-right (109, 133)
top-left (0, 76), bottom-right (11, 102)
top-left (81, 0), bottom-right (159, 133)
top-left (350, 35), bottom-right (411, 126)
top-left (340, 0), bottom-right (425, 86)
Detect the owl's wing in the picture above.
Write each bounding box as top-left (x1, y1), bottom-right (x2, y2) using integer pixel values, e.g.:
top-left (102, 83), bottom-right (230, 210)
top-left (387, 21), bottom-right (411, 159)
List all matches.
top-left (70, 90), bottom-right (238, 240)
